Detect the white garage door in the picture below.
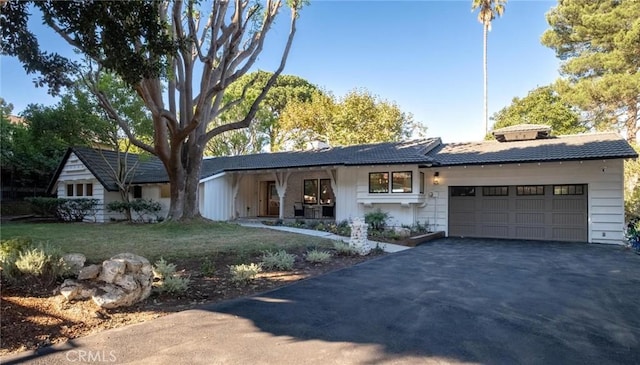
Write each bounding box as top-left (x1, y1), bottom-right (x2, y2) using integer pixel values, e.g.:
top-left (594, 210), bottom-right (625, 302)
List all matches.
top-left (448, 185), bottom-right (588, 242)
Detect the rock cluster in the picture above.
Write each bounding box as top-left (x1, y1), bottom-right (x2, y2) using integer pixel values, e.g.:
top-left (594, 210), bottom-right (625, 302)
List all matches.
top-left (59, 253), bottom-right (153, 309)
top-left (349, 217), bottom-right (371, 255)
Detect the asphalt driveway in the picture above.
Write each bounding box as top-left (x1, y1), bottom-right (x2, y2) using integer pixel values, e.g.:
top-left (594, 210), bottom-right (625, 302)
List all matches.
top-left (5, 238), bottom-right (640, 364)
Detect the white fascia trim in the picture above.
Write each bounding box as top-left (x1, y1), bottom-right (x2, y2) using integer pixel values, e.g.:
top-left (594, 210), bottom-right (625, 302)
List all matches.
top-left (199, 171), bottom-right (227, 184)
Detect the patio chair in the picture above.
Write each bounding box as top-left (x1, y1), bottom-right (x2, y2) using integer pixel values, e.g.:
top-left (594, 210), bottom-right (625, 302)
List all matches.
top-left (294, 202), bottom-right (305, 217)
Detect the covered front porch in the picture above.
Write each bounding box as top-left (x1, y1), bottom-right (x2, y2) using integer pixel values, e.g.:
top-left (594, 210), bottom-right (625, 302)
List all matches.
top-left (229, 168), bottom-right (338, 221)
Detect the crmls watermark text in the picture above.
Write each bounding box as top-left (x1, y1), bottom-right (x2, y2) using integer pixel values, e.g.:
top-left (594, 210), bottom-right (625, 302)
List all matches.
top-left (65, 350), bottom-right (117, 363)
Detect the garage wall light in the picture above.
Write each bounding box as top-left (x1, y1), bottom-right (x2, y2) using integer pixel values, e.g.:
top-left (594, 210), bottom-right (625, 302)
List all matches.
top-left (433, 171), bottom-right (440, 185)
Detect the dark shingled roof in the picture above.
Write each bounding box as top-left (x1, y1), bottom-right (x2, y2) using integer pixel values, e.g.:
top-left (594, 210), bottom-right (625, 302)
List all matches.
top-left (48, 147), bottom-right (169, 192)
top-left (200, 138), bottom-right (441, 177)
top-left (49, 133), bottom-right (637, 192)
top-left (426, 132), bottom-right (638, 166)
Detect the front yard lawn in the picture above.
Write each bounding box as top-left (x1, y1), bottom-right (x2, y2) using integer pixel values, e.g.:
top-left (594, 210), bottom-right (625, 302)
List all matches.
top-left (0, 221), bottom-right (333, 262)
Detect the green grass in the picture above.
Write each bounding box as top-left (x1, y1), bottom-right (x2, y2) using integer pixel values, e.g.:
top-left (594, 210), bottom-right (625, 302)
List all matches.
top-left (0, 221), bottom-right (332, 263)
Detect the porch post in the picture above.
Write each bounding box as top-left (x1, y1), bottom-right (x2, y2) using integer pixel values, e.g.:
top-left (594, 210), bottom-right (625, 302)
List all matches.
top-left (231, 173), bottom-right (243, 219)
top-left (273, 171), bottom-right (291, 219)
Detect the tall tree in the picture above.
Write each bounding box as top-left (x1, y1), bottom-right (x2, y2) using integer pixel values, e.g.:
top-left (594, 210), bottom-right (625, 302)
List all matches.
top-left (280, 89), bottom-right (421, 148)
top-left (1, 0), bottom-right (304, 221)
top-left (488, 85), bottom-right (587, 139)
top-left (206, 71), bottom-right (317, 155)
top-left (471, 0), bottom-right (507, 136)
top-left (541, 0), bottom-right (640, 143)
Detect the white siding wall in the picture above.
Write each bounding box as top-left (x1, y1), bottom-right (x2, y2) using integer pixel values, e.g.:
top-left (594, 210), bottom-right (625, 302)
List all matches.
top-left (418, 159), bottom-right (626, 244)
top-left (56, 153), bottom-right (107, 222)
top-left (200, 175), bottom-right (233, 220)
top-left (335, 165), bottom-right (427, 226)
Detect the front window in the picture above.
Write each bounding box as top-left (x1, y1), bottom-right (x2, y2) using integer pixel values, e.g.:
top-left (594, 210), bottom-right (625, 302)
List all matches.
top-left (86, 183), bottom-right (93, 197)
top-left (419, 172), bottom-right (425, 194)
top-left (319, 179), bottom-right (334, 205)
top-left (369, 172), bottom-right (389, 193)
top-left (391, 171), bottom-right (412, 193)
top-left (304, 179), bottom-right (318, 204)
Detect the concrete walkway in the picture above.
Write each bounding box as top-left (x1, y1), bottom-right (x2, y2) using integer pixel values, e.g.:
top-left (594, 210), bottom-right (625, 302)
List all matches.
top-left (4, 238), bottom-right (639, 364)
top-left (237, 221), bottom-right (411, 253)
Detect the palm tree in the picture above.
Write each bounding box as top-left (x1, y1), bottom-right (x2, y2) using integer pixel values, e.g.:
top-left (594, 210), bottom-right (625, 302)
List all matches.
top-left (472, 0), bottom-right (507, 135)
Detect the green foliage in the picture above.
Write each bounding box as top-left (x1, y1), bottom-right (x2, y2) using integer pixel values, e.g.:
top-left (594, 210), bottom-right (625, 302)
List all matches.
top-left (260, 250), bottom-right (296, 271)
top-left (541, 0), bottom-right (640, 143)
top-left (27, 197), bottom-right (99, 222)
top-left (229, 263), bottom-right (262, 284)
top-left (207, 71), bottom-right (318, 155)
top-left (153, 257), bottom-right (177, 280)
top-left (156, 275), bottom-right (190, 294)
top-left (280, 89), bottom-right (423, 148)
top-left (489, 86), bottom-right (587, 138)
top-left (130, 199), bottom-right (162, 222)
top-left (57, 198), bottom-right (100, 222)
top-left (370, 242), bottom-right (387, 255)
top-left (153, 257), bottom-right (190, 294)
top-left (26, 197), bottom-right (61, 217)
top-left (364, 209), bottom-right (391, 231)
top-left (625, 144), bottom-right (640, 220)
top-left (200, 257), bottom-right (216, 277)
top-left (107, 199), bottom-right (163, 223)
top-left (13, 243), bottom-right (68, 284)
top-left (332, 241), bottom-right (358, 256)
top-left (0, 237), bottom-right (34, 281)
top-left (625, 217), bottom-right (640, 252)
top-left (471, 0), bottom-right (507, 28)
top-left (305, 249), bottom-right (332, 264)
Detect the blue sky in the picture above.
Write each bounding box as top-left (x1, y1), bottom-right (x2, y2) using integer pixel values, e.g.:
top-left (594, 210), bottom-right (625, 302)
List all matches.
top-left (0, 0), bottom-right (561, 143)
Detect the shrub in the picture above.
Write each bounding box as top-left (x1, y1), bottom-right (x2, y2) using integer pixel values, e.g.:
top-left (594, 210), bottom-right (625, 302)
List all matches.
top-left (25, 197), bottom-right (60, 217)
top-left (305, 249), bottom-right (332, 264)
top-left (1, 237), bottom-right (34, 281)
top-left (625, 218), bottom-right (640, 253)
top-left (108, 199), bottom-right (163, 223)
top-left (130, 199), bottom-right (162, 222)
top-left (370, 242), bottom-right (386, 255)
top-left (14, 243), bottom-right (68, 284)
top-left (229, 263), bottom-right (262, 284)
top-left (200, 257), bottom-right (216, 277)
top-left (153, 257), bottom-right (177, 279)
top-left (153, 257), bottom-right (190, 293)
top-left (364, 209), bottom-right (391, 231)
top-left (156, 275), bottom-right (190, 294)
top-left (57, 198), bottom-right (100, 222)
top-left (261, 250), bottom-right (296, 271)
top-left (333, 241), bottom-right (358, 256)
top-left (0, 237), bottom-right (33, 259)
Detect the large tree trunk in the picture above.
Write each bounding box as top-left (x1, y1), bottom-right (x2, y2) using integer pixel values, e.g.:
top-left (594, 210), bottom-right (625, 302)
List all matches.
top-left (483, 24), bottom-right (489, 135)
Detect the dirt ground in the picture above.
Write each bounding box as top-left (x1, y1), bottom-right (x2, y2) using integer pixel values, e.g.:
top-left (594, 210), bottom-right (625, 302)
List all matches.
top-left (1, 250), bottom-right (379, 356)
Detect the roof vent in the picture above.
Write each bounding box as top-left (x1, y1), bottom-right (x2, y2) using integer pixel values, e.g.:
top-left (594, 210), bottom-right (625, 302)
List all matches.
top-left (306, 140), bottom-right (331, 150)
top-left (492, 124), bottom-right (551, 142)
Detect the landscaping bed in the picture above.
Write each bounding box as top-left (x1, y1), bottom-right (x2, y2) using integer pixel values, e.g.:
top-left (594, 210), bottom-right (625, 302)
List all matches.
top-left (0, 222), bottom-right (381, 356)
